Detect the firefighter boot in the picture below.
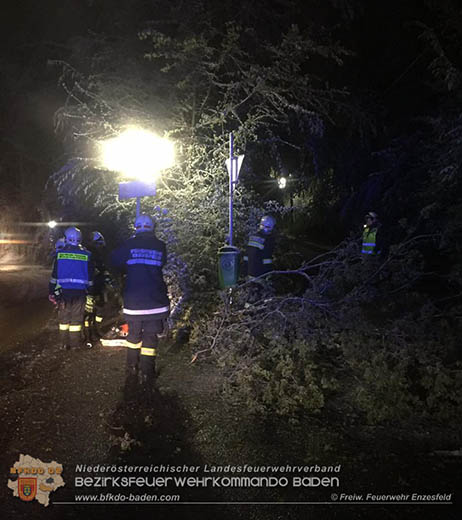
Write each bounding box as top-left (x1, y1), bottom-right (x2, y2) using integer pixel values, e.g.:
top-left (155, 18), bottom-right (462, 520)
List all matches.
top-left (126, 346), bottom-right (140, 370)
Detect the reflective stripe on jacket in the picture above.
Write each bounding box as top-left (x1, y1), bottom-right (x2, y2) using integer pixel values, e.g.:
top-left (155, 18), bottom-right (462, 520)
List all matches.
top-left (244, 230), bottom-right (275, 277)
top-left (362, 227), bottom-right (377, 255)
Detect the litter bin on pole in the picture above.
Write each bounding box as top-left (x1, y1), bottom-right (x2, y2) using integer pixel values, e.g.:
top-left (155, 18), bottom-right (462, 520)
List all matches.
top-left (218, 245), bottom-right (240, 289)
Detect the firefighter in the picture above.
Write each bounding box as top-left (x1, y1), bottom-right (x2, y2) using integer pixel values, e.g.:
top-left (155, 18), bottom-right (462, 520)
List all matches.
top-left (55, 237), bottom-right (66, 252)
top-left (84, 231), bottom-right (112, 346)
top-left (49, 227), bottom-right (94, 350)
top-left (110, 214), bottom-right (170, 387)
top-left (48, 236), bottom-right (66, 263)
top-left (242, 215), bottom-right (276, 278)
top-left (362, 211), bottom-right (383, 256)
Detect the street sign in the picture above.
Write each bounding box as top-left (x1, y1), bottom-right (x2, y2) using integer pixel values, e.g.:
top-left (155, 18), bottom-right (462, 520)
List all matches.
top-left (118, 181), bottom-right (156, 200)
top-left (226, 155), bottom-right (244, 183)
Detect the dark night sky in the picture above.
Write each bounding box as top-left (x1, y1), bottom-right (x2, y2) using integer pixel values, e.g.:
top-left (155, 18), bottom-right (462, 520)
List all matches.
top-left (0, 1), bottom-right (448, 212)
top-left (1, 1), bottom-right (102, 207)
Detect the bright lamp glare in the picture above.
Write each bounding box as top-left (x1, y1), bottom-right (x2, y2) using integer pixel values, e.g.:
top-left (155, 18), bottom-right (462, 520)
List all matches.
top-left (100, 128), bottom-right (175, 181)
top-left (278, 176), bottom-right (287, 189)
top-left (48, 220), bottom-right (58, 229)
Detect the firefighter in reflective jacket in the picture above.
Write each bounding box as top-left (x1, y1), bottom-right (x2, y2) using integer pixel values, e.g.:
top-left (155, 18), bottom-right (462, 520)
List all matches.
top-left (49, 227), bottom-right (94, 350)
top-left (243, 215), bottom-right (276, 278)
top-left (110, 214), bottom-right (170, 386)
top-left (362, 211), bottom-right (382, 256)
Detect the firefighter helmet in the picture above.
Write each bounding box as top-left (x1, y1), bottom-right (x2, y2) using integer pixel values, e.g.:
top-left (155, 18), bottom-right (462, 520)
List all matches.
top-left (134, 214), bottom-right (154, 233)
top-left (92, 231), bottom-right (105, 246)
top-left (259, 215), bottom-right (276, 234)
top-left (55, 237), bottom-right (66, 251)
top-left (365, 211), bottom-right (378, 220)
top-left (64, 226), bottom-right (82, 245)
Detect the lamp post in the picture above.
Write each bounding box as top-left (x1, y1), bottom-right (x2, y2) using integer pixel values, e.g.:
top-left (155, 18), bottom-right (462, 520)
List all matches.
top-left (99, 127), bottom-right (175, 216)
top-left (226, 133), bottom-right (244, 246)
top-left (218, 133), bottom-right (244, 289)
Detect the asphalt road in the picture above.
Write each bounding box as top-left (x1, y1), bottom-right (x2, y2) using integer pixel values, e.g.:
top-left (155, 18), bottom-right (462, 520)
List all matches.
top-left (0, 265), bottom-right (52, 354)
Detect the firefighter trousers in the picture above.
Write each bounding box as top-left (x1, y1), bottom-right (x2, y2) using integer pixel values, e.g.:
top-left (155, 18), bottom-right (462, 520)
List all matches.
top-left (58, 294), bottom-right (85, 348)
top-left (125, 319), bottom-right (164, 378)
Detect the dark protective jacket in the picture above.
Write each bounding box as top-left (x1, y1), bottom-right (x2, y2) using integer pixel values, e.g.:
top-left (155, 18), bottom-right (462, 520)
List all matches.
top-left (110, 232), bottom-right (170, 319)
top-left (242, 230), bottom-right (275, 278)
top-left (88, 244), bottom-right (109, 295)
top-left (49, 244), bottom-right (94, 297)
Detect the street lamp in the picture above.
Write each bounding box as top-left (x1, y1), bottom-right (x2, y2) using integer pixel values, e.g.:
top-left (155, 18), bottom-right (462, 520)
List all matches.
top-left (100, 127), bottom-right (175, 182)
top-left (99, 127), bottom-right (175, 216)
top-left (278, 176), bottom-right (287, 189)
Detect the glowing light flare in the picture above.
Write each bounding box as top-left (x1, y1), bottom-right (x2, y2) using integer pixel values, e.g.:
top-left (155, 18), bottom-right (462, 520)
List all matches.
top-left (0, 239), bottom-right (35, 244)
top-left (100, 128), bottom-right (175, 182)
top-left (48, 220), bottom-right (58, 229)
top-left (278, 176), bottom-right (287, 189)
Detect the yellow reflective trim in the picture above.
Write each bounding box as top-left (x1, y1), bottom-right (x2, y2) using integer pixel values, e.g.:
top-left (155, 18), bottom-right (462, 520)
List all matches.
top-left (141, 347), bottom-right (156, 357)
top-left (126, 341), bottom-right (141, 349)
top-left (69, 325), bottom-right (82, 332)
top-left (57, 252), bottom-right (88, 261)
top-left (59, 324), bottom-right (69, 331)
top-left (84, 321), bottom-right (90, 327)
top-left (95, 316), bottom-right (103, 323)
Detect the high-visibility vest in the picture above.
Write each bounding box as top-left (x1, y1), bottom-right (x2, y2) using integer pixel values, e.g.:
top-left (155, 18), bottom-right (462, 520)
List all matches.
top-left (362, 227), bottom-right (377, 255)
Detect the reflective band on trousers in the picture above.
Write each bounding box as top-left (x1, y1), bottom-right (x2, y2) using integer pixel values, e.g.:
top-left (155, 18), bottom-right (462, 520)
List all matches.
top-left (248, 241), bottom-right (264, 250)
top-left (141, 347), bottom-right (156, 356)
top-left (126, 341), bottom-right (141, 349)
top-left (95, 316), bottom-right (103, 323)
top-left (59, 323), bottom-right (70, 331)
top-left (69, 325), bottom-right (82, 332)
top-left (262, 258), bottom-right (272, 264)
top-left (123, 305), bottom-right (169, 315)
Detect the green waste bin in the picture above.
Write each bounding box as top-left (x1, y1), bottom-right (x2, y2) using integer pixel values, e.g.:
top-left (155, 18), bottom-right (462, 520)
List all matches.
top-left (218, 245), bottom-right (240, 288)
